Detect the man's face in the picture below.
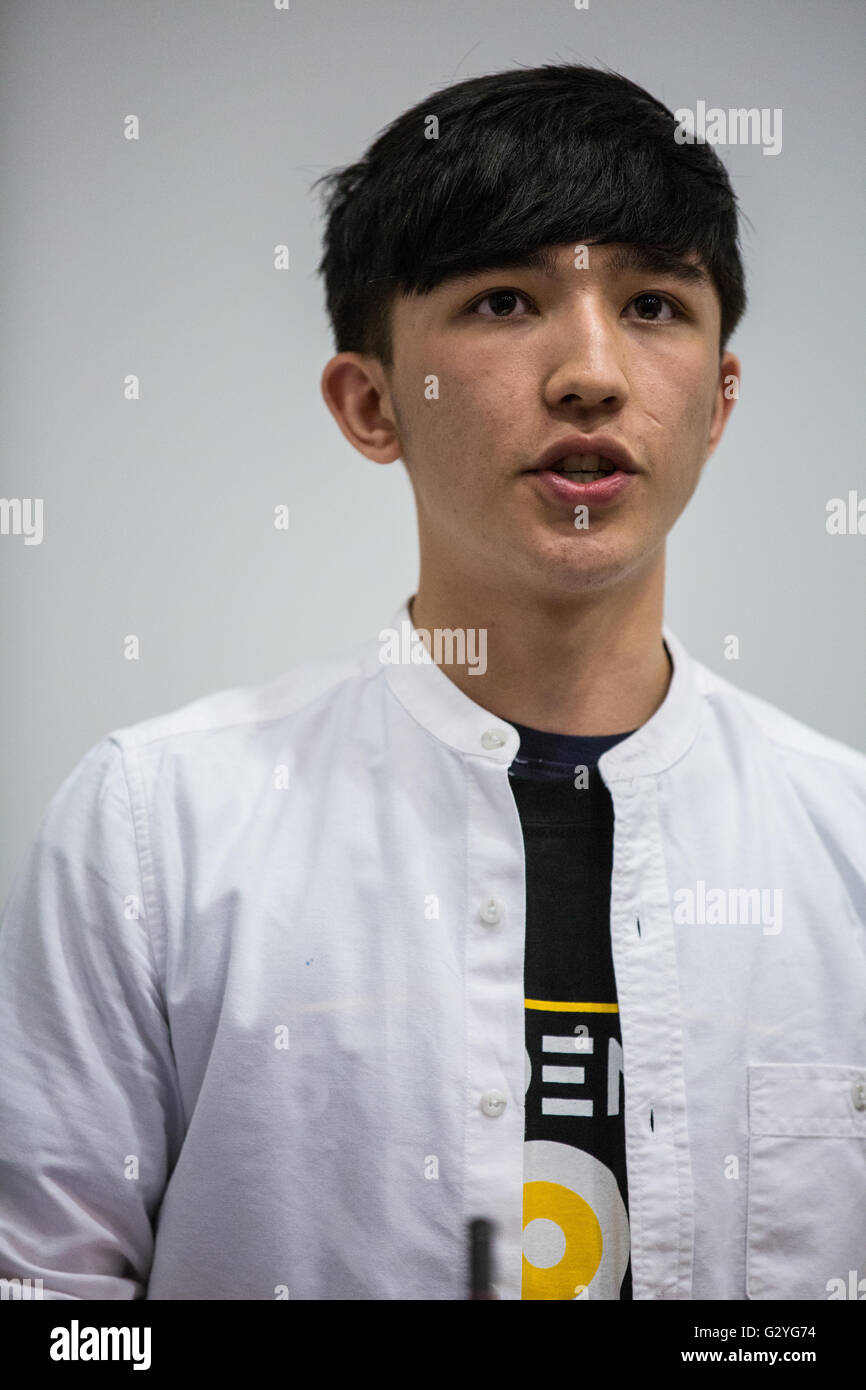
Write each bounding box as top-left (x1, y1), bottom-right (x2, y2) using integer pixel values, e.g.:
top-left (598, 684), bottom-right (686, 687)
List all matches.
top-left (372, 241), bottom-right (739, 603)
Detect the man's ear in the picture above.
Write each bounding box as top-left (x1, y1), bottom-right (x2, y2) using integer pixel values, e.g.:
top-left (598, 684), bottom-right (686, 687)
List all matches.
top-left (706, 350), bottom-right (741, 458)
top-left (319, 353), bottom-right (403, 464)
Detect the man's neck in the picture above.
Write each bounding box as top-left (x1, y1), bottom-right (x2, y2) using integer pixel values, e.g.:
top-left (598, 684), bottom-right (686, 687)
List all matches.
top-left (408, 556), bottom-right (671, 737)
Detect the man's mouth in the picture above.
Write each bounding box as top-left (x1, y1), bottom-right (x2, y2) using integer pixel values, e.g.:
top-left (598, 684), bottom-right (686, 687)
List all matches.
top-left (524, 436), bottom-right (638, 506)
top-left (528, 434), bottom-right (638, 478)
top-left (546, 453), bottom-right (618, 481)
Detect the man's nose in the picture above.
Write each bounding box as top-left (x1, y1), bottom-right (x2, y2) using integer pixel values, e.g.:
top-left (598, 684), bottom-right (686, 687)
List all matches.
top-left (542, 306), bottom-right (629, 412)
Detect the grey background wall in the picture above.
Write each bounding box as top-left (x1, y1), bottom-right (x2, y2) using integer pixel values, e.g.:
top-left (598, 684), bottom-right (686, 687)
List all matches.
top-left (1, 0), bottom-right (864, 902)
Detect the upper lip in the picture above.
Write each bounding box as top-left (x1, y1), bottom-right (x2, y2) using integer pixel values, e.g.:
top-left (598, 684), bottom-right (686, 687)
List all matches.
top-left (528, 435), bottom-right (638, 474)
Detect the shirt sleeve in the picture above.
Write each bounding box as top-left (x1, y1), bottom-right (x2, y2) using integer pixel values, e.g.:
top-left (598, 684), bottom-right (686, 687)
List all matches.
top-left (0, 736), bottom-right (185, 1299)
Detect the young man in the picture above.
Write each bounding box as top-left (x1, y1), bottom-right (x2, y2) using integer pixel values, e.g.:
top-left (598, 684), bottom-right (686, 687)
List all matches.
top-left (1, 64), bottom-right (864, 1303)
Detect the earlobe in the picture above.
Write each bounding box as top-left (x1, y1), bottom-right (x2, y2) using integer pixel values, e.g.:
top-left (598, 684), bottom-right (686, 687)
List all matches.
top-left (320, 353), bottom-right (402, 464)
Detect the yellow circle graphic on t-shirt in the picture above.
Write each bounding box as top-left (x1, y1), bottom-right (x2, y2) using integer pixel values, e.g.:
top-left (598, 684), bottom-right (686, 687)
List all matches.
top-left (521, 1140), bottom-right (630, 1300)
top-left (522, 1180), bottom-right (602, 1300)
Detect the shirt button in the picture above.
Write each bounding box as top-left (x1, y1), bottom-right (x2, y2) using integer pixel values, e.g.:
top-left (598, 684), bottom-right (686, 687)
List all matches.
top-left (480, 728), bottom-right (507, 750)
top-left (479, 897), bottom-right (504, 925)
top-left (852, 1079), bottom-right (866, 1111)
top-left (480, 1089), bottom-right (507, 1117)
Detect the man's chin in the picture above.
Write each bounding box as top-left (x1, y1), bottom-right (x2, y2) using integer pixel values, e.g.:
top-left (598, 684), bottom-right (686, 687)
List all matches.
top-left (515, 535), bottom-right (660, 598)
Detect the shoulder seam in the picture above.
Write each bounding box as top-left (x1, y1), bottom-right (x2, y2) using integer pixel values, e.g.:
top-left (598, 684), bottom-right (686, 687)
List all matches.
top-left (697, 672), bottom-right (866, 772)
top-left (112, 652), bottom-right (375, 751)
top-left (107, 734), bottom-right (173, 1031)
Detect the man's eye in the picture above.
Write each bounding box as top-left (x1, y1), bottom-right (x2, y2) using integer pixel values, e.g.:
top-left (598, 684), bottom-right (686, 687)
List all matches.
top-left (625, 293), bottom-right (680, 323)
top-left (468, 289), bottom-right (533, 318)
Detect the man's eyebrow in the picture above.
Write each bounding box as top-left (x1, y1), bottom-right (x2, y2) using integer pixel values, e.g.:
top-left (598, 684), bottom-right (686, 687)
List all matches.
top-left (604, 244), bottom-right (711, 287)
top-left (438, 246), bottom-right (565, 288)
top-left (440, 243), bottom-right (710, 289)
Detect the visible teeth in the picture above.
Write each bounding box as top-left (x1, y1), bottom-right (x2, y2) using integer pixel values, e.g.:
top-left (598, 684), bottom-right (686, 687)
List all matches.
top-left (551, 454), bottom-right (616, 480)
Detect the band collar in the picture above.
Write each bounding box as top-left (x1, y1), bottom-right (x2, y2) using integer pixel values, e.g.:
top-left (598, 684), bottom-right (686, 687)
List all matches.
top-left (376, 596), bottom-right (702, 780)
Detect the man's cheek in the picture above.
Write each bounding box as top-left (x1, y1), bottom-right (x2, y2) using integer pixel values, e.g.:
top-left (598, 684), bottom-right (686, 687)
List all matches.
top-left (448, 364), bottom-right (522, 418)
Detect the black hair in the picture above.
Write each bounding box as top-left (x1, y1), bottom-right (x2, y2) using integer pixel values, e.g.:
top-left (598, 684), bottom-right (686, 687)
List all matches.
top-left (313, 63), bottom-right (747, 367)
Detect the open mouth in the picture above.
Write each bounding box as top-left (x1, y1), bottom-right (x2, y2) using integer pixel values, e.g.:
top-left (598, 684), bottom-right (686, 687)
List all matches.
top-left (546, 454), bottom-right (618, 481)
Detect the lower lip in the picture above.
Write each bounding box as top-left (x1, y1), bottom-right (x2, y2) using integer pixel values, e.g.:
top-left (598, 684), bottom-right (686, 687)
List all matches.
top-left (527, 468), bottom-right (635, 506)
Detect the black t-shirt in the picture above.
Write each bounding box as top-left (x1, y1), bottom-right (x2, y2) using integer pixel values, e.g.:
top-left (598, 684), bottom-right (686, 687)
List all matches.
top-left (507, 721), bottom-right (635, 1300)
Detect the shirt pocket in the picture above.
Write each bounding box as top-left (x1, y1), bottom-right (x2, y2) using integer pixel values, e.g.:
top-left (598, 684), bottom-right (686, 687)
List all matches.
top-left (746, 1063), bottom-right (866, 1300)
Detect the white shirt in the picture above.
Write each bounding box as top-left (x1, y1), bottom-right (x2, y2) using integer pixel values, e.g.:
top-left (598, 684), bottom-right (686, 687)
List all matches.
top-left (1, 596), bottom-right (865, 1301)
